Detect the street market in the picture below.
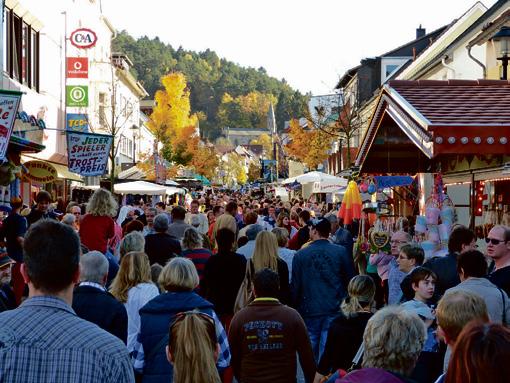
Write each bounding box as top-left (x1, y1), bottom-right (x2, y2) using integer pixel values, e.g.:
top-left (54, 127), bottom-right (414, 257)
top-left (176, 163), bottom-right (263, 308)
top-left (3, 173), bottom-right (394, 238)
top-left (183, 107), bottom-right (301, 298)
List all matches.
top-left (0, 1), bottom-right (509, 383)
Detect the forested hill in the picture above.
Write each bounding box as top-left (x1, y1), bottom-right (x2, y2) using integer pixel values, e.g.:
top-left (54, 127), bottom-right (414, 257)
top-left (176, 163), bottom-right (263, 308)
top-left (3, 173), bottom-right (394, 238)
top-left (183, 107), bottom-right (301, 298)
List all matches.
top-left (113, 31), bottom-right (309, 140)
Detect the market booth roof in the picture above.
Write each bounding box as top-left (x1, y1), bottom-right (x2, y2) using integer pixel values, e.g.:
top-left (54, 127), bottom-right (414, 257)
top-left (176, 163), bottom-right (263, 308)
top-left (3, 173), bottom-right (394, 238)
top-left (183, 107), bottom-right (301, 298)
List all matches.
top-left (356, 80), bottom-right (510, 173)
top-left (283, 171), bottom-right (347, 186)
top-left (114, 181), bottom-right (168, 195)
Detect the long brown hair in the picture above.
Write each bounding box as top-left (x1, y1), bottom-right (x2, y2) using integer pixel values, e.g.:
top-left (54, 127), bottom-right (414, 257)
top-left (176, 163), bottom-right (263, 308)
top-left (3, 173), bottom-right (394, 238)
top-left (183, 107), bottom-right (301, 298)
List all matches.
top-left (446, 322), bottom-right (510, 383)
top-left (109, 251), bottom-right (152, 303)
top-left (170, 311), bottom-right (220, 383)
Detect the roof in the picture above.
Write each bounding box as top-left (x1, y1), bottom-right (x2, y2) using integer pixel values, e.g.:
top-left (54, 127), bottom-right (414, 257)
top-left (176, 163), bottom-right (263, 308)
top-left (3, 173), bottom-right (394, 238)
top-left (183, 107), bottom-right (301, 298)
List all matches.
top-left (336, 25), bottom-right (448, 89)
top-left (356, 79), bottom-right (510, 169)
top-left (404, 1), bottom-right (503, 79)
top-left (388, 79), bottom-right (510, 125)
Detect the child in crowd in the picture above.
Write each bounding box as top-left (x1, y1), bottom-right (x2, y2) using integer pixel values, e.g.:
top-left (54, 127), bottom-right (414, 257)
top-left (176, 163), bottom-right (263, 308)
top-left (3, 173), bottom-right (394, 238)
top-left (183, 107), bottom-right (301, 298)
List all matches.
top-left (402, 267), bottom-right (442, 383)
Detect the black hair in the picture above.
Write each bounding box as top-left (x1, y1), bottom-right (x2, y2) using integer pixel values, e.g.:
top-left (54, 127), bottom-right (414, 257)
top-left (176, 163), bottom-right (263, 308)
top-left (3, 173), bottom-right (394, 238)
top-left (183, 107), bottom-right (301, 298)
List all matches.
top-left (299, 210), bottom-right (311, 223)
top-left (35, 190), bottom-right (51, 203)
top-left (212, 205), bottom-right (223, 215)
top-left (400, 244), bottom-right (425, 266)
top-left (23, 220), bottom-right (80, 293)
top-left (171, 206), bottom-right (186, 220)
top-left (225, 201), bottom-right (238, 214)
top-left (216, 228), bottom-right (235, 251)
top-left (410, 266), bottom-right (437, 287)
top-left (448, 226), bottom-right (475, 253)
top-left (457, 250), bottom-right (488, 278)
top-left (253, 268), bottom-right (280, 298)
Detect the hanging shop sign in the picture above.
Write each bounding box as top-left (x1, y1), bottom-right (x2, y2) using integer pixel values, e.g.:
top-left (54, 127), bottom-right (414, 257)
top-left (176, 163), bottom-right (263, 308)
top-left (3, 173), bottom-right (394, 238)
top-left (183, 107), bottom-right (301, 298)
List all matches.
top-left (70, 28), bottom-right (97, 49)
top-left (24, 161), bottom-right (57, 184)
top-left (66, 113), bottom-right (89, 133)
top-left (66, 57), bottom-right (88, 78)
top-left (66, 85), bottom-right (88, 107)
top-left (0, 90), bottom-right (22, 160)
top-left (67, 131), bottom-right (113, 176)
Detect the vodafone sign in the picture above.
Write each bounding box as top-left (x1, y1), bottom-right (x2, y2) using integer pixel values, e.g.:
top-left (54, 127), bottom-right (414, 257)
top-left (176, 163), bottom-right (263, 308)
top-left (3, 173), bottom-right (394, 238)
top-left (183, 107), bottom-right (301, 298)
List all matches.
top-left (70, 28), bottom-right (97, 49)
top-left (66, 57), bottom-right (88, 78)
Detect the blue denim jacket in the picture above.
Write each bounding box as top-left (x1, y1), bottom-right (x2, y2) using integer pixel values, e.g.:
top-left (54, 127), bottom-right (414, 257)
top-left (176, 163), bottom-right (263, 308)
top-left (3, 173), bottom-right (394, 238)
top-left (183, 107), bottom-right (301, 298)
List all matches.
top-left (291, 239), bottom-right (355, 317)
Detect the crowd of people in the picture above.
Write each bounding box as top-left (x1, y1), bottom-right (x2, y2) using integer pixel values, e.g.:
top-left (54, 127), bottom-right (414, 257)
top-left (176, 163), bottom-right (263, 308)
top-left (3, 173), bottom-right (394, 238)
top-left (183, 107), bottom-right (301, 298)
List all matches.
top-left (0, 187), bottom-right (509, 383)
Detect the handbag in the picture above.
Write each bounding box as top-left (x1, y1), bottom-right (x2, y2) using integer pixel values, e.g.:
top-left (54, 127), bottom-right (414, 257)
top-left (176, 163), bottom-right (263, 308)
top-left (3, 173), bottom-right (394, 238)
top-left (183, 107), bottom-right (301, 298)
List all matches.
top-left (233, 260), bottom-right (255, 313)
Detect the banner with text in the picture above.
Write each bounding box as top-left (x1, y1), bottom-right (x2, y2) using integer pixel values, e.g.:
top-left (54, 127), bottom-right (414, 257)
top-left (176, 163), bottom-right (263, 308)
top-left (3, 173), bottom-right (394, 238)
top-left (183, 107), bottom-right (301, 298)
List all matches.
top-left (66, 131), bottom-right (112, 176)
top-left (0, 90), bottom-right (22, 160)
top-left (66, 113), bottom-right (89, 132)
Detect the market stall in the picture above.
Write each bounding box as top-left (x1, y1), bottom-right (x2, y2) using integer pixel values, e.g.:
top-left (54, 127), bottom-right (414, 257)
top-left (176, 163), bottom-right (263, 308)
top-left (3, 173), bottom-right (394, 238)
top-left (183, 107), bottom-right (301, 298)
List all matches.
top-left (282, 171), bottom-right (347, 201)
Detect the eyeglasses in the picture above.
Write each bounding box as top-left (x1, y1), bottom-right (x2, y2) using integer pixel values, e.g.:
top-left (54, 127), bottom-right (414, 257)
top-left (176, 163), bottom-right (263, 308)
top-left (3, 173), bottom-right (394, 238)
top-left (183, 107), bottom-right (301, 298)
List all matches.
top-left (391, 240), bottom-right (407, 245)
top-left (73, 212), bottom-right (81, 216)
top-left (485, 237), bottom-right (505, 245)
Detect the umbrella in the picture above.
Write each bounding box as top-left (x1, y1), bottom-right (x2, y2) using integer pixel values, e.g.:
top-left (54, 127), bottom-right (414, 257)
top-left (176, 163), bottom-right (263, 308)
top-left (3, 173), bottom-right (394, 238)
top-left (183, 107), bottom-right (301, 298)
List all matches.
top-left (338, 181), bottom-right (362, 225)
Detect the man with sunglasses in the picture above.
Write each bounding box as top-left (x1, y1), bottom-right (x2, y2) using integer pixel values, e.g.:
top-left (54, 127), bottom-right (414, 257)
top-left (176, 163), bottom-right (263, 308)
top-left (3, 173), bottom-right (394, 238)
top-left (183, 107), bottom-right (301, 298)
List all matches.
top-left (486, 225), bottom-right (510, 296)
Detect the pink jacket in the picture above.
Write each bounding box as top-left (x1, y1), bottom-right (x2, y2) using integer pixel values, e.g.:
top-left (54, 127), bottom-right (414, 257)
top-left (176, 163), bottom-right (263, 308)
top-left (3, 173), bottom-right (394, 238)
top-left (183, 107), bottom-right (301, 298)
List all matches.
top-left (369, 251), bottom-right (394, 281)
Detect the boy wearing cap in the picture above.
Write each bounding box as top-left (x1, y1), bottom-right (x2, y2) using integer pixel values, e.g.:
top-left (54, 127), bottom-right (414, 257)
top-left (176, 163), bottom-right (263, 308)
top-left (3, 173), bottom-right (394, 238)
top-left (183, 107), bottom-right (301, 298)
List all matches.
top-left (0, 254), bottom-right (16, 312)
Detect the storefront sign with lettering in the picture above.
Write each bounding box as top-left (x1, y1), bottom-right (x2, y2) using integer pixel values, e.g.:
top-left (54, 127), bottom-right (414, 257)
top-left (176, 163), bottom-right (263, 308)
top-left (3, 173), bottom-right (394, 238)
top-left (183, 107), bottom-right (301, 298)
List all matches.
top-left (0, 90), bottom-right (22, 160)
top-left (66, 113), bottom-right (89, 132)
top-left (67, 131), bottom-right (112, 176)
top-left (66, 85), bottom-right (88, 107)
top-left (25, 161), bottom-right (57, 184)
top-left (66, 57), bottom-right (88, 78)
top-left (70, 28), bottom-right (97, 49)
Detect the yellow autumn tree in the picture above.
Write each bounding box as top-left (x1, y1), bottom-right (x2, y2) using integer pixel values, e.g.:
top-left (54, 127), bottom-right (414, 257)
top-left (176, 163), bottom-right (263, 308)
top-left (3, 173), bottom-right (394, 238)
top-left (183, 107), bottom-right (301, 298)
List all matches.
top-left (285, 118), bottom-right (332, 170)
top-left (191, 144), bottom-right (219, 179)
top-left (147, 72), bottom-right (197, 162)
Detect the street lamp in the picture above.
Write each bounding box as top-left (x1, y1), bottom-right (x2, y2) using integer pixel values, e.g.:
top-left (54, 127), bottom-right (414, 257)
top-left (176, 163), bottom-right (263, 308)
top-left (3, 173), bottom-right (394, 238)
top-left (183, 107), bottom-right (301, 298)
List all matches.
top-left (492, 26), bottom-right (510, 80)
top-left (130, 124), bottom-right (139, 165)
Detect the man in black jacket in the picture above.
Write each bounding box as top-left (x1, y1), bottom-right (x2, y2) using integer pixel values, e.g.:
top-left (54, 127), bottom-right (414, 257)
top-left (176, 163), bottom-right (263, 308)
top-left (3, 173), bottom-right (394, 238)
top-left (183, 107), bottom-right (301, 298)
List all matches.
top-left (72, 251), bottom-right (127, 343)
top-left (145, 214), bottom-right (181, 265)
top-left (423, 226), bottom-right (476, 301)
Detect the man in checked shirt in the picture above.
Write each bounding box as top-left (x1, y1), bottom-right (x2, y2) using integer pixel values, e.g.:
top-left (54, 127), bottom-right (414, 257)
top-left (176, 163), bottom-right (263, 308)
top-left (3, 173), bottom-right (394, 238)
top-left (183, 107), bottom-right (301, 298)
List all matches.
top-left (0, 219), bottom-right (134, 383)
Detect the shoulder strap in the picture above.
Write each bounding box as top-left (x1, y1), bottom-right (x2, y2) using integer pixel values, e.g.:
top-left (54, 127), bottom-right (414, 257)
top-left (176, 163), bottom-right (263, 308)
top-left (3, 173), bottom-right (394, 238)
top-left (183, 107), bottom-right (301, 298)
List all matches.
top-left (497, 287), bottom-right (507, 324)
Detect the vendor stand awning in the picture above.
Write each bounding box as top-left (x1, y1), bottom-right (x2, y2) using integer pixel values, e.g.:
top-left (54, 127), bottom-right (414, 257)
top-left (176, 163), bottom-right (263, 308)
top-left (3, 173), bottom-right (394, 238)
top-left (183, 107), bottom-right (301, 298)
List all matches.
top-left (282, 171), bottom-right (347, 187)
top-left (114, 181), bottom-right (168, 195)
top-left (356, 80), bottom-right (510, 174)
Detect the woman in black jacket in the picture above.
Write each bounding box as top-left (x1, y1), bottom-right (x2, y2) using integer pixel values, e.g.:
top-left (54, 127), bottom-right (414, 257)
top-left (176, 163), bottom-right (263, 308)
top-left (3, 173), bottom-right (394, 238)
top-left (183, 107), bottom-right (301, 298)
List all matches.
top-left (314, 275), bottom-right (376, 382)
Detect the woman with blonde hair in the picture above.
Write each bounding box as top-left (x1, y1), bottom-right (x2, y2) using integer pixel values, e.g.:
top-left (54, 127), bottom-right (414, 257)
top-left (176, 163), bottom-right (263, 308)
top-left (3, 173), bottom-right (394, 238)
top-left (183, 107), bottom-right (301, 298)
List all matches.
top-left (109, 251), bottom-right (159, 353)
top-left (131, 257), bottom-right (229, 382)
top-left (79, 188), bottom-right (118, 254)
top-left (166, 311), bottom-right (221, 383)
top-left (314, 275), bottom-right (376, 382)
top-left (250, 231), bottom-right (290, 304)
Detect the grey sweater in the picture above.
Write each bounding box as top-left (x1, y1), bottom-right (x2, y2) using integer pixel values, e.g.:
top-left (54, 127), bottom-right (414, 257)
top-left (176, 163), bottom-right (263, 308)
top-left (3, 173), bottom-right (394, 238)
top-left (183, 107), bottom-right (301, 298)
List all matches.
top-left (446, 277), bottom-right (510, 325)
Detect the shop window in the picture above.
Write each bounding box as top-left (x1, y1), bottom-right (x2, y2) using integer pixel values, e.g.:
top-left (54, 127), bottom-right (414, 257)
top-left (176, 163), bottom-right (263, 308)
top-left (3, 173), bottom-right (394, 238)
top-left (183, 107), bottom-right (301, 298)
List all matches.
top-left (4, 8), bottom-right (39, 90)
top-left (99, 92), bottom-right (107, 127)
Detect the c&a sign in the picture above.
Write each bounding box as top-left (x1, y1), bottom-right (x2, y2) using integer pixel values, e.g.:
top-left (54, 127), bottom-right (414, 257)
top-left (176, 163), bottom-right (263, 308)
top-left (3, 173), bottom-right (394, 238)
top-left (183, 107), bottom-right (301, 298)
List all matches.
top-left (66, 57), bottom-right (88, 78)
top-left (70, 28), bottom-right (97, 49)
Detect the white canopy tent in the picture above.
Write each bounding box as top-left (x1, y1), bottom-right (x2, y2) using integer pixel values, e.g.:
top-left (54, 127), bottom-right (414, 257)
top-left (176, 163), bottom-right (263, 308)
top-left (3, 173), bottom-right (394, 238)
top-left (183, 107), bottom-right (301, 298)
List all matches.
top-left (282, 171), bottom-right (347, 200)
top-left (114, 181), bottom-right (169, 195)
top-left (282, 171), bottom-right (347, 187)
top-left (166, 186), bottom-right (185, 195)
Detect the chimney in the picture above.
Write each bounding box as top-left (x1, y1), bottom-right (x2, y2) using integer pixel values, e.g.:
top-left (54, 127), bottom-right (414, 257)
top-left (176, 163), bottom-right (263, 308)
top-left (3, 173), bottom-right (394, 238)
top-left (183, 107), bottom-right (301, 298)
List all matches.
top-left (416, 24), bottom-right (426, 39)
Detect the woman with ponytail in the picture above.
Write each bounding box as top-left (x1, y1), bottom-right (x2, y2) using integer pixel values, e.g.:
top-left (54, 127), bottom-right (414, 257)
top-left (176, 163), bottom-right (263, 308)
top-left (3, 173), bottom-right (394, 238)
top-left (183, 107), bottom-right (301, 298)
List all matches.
top-left (314, 275), bottom-right (376, 382)
top-left (166, 311), bottom-right (221, 383)
top-left (131, 257), bottom-right (230, 383)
